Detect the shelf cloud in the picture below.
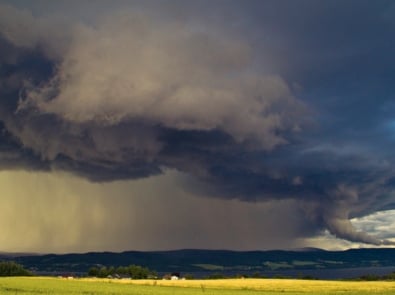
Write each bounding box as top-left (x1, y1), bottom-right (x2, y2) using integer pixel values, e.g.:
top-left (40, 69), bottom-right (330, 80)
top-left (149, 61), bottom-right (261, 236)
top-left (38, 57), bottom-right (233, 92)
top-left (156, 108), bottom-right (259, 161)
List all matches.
top-left (0, 1), bottom-right (395, 250)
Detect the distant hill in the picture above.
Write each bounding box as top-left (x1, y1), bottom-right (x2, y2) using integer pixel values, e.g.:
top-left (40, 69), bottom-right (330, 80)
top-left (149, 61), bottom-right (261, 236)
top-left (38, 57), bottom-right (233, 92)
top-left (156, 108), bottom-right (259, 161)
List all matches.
top-left (290, 247), bottom-right (326, 252)
top-left (2, 248), bottom-right (395, 276)
top-left (0, 252), bottom-right (38, 258)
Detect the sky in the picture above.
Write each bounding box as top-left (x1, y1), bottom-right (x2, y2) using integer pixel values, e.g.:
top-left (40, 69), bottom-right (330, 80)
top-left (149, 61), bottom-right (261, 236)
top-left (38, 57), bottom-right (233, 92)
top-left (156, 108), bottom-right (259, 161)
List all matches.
top-left (0, 0), bottom-right (395, 253)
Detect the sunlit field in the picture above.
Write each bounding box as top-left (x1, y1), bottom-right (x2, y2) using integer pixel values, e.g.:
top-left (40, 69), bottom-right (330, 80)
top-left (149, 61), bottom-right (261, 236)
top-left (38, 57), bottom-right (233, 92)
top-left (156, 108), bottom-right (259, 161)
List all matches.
top-left (1, 277), bottom-right (395, 295)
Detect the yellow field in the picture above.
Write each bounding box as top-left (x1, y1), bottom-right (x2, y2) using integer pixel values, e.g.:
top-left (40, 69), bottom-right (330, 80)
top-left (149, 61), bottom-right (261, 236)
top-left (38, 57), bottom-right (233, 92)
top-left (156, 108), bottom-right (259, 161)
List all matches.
top-left (83, 277), bottom-right (395, 293)
top-left (3, 277), bottom-right (395, 294)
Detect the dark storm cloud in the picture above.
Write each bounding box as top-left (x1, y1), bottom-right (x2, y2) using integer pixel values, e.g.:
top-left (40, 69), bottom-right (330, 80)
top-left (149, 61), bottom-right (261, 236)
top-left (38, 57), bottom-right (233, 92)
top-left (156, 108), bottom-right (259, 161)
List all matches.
top-left (0, 1), bottom-right (395, 246)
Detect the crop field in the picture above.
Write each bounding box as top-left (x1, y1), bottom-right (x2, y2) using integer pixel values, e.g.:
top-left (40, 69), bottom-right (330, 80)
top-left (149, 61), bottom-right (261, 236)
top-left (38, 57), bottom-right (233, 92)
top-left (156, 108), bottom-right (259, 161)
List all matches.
top-left (1, 277), bottom-right (395, 294)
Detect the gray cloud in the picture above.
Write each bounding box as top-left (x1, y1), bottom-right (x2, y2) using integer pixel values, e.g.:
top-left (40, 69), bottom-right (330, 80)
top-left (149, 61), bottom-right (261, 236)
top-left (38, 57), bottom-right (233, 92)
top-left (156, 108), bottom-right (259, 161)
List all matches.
top-left (0, 4), bottom-right (307, 177)
top-left (0, 1), bottom-right (395, 250)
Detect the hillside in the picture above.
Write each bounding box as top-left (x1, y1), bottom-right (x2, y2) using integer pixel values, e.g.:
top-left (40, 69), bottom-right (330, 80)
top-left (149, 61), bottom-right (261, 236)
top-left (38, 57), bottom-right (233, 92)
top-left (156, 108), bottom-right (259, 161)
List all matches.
top-left (1, 248), bottom-right (395, 277)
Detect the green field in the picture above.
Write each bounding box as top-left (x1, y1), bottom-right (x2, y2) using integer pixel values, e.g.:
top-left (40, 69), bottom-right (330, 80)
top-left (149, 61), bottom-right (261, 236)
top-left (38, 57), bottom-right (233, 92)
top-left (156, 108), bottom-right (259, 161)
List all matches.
top-left (1, 277), bottom-right (395, 295)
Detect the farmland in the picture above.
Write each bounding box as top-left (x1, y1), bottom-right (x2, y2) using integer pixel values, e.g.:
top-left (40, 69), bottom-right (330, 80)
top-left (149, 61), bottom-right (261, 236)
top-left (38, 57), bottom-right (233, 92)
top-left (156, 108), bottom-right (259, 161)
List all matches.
top-left (1, 277), bottom-right (395, 294)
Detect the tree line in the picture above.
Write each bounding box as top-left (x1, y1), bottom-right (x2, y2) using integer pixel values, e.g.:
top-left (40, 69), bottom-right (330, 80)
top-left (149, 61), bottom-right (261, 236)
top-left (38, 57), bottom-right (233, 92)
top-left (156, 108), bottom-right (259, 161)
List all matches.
top-left (357, 272), bottom-right (395, 281)
top-left (87, 264), bottom-right (156, 279)
top-left (0, 261), bottom-right (32, 276)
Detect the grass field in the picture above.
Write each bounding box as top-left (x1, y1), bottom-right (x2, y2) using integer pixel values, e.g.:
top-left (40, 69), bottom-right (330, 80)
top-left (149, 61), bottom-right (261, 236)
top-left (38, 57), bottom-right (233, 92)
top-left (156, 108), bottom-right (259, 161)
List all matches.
top-left (1, 277), bottom-right (395, 294)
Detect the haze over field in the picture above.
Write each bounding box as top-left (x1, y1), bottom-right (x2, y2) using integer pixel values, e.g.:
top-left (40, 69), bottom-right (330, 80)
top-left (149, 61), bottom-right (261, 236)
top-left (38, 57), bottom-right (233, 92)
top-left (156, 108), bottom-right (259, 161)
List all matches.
top-left (0, 0), bottom-right (395, 253)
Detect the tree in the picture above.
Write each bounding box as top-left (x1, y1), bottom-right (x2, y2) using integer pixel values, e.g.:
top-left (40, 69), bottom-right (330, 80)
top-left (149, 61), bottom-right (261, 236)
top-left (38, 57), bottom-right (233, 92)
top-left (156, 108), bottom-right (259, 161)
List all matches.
top-left (98, 266), bottom-right (109, 278)
top-left (88, 267), bottom-right (99, 277)
top-left (128, 265), bottom-right (150, 279)
top-left (0, 261), bottom-right (32, 276)
top-left (115, 266), bottom-right (128, 275)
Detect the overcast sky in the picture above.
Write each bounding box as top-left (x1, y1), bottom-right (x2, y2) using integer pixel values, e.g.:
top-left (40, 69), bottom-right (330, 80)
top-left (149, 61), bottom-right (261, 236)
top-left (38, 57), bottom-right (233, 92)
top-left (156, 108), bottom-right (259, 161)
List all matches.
top-left (0, 0), bottom-right (395, 253)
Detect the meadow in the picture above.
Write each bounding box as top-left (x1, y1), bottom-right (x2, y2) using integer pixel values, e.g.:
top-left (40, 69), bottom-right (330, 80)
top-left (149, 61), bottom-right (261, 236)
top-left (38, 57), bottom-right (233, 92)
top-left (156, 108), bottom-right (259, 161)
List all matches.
top-left (1, 277), bottom-right (395, 294)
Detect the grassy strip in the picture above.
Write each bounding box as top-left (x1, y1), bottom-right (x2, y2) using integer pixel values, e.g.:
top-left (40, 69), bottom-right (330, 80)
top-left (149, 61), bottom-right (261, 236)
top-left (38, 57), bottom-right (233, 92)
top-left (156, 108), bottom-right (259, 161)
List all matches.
top-left (1, 277), bottom-right (395, 294)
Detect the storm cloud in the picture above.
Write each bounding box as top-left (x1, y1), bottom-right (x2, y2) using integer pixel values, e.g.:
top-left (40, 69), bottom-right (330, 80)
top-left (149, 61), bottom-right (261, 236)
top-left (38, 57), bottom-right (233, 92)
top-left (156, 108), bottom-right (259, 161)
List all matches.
top-left (0, 1), bottom-right (395, 250)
